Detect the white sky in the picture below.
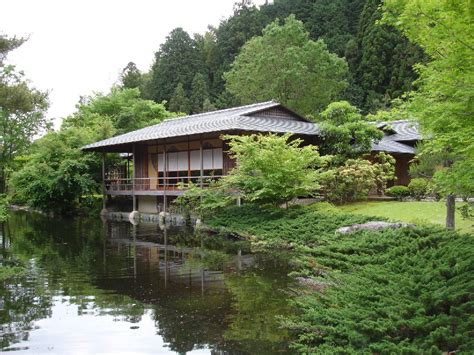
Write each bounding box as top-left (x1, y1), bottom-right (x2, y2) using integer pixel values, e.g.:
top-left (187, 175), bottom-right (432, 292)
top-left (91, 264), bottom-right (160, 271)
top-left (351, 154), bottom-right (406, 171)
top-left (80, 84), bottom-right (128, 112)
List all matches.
top-left (2, 0), bottom-right (268, 128)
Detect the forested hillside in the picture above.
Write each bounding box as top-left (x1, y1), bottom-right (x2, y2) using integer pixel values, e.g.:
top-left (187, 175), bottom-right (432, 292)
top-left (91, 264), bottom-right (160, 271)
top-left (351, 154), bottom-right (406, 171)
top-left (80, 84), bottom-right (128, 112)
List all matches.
top-left (122, 0), bottom-right (425, 114)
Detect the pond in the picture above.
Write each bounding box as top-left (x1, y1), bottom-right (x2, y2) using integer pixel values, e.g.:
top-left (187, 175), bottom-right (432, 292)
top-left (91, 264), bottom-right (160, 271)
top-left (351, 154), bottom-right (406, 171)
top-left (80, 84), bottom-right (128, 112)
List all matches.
top-left (0, 211), bottom-right (296, 354)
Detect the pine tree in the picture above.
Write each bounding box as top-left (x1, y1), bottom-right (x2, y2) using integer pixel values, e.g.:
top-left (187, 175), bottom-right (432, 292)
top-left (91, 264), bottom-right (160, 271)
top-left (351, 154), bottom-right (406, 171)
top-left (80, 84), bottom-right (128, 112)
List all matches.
top-left (120, 62), bottom-right (142, 90)
top-left (352, 0), bottom-right (425, 112)
top-left (148, 28), bottom-right (202, 104)
top-left (190, 73), bottom-right (210, 113)
top-left (202, 98), bottom-right (216, 112)
top-left (168, 83), bottom-right (190, 114)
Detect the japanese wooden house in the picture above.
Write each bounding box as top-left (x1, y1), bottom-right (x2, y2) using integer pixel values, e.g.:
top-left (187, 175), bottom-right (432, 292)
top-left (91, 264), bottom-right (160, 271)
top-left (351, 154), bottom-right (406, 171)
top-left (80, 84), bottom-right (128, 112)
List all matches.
top-left (82, 101), bottom-right (419, 214)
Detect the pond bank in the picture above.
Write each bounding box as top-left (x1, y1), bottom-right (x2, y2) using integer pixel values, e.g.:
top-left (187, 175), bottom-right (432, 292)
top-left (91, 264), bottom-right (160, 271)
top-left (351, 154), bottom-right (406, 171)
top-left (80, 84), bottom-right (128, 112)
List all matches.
top-left (206, 204), bottom-right (474, 353)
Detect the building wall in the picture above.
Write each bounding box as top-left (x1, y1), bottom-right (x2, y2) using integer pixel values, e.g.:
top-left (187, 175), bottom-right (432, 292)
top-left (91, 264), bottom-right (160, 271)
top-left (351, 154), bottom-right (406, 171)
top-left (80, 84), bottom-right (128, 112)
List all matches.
top-left (135, 137), bottom-right (227, 181)
top-left (393, 153), bottom-right (413, 186)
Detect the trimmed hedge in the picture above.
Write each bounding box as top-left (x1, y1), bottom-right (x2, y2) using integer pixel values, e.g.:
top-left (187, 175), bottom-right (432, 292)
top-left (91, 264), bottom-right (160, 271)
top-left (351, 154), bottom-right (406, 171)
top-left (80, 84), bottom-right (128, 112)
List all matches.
top-left (386, 185), bottom-right (410, 200)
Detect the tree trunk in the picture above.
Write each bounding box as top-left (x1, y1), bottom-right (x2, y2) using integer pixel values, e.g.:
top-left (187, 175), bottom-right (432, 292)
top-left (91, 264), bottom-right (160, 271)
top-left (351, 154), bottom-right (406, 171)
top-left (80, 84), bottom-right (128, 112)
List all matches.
top-left (0, 166), bottom-right (5, 194)
top-left (446, 194), bottom-right (455, 230)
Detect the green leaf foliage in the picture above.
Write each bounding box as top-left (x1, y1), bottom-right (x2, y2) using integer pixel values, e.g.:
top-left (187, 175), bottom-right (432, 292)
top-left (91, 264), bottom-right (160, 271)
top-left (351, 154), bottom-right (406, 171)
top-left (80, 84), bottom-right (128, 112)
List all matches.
top-left (348, 0), bottom-right (425, 112)
top-left (222, 133), bottom-right (329, 206)
top-left (119, 62), bottom-right (144, 90)
top-left (383, 0), bottom-right (474, 198)
top-left (136, 0), bottom-right (423, 114)
top-left (9, 128), bottom-right (101, 214)
top-left (0, 194), bottom-right (7, 222)
top-left (386, 185), bottom-right (410, 200)
top-left (174, 181), bottom-right (235, 219)
top-left (208, 204), bottom-right (474, 352)
top-left (224, 15), bottom-right (349, 115)
top-left (321, 155), bottom-right (395, 204)
top-left (10, 88), bottom-right (174, 215)
top-left (190, 73), bottom-right (210, 114)
top-left (0, 35), bottom-right (50, 193)
top-left (63, 87), bottom-right (173, 135)
top-left (147, 28), bottom-right (203, 105)
top-left (168, 83), bottom-right (191, 114)
top-left (317, 100), bottom-right (383, 160)
top-left (408, 177), bottom-right (430, 201)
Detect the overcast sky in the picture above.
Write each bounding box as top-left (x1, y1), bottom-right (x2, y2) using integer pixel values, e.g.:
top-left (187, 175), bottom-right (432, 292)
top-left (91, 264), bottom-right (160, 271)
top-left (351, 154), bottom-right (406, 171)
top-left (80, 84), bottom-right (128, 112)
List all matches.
top-left (3, 0), bottom-right (268, 128)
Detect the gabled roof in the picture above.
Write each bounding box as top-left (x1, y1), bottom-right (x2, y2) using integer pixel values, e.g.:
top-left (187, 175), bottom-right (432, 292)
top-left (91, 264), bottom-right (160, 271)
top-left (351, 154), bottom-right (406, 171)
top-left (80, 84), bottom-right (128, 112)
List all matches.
top-left (377, 120), bottom-right (421, 141)
top-left (372, 120), bottom-right (420, 154)
top-left (372, 139), bottom-right (416, 154)
top-left (82, 101), bottom-right (319, 152)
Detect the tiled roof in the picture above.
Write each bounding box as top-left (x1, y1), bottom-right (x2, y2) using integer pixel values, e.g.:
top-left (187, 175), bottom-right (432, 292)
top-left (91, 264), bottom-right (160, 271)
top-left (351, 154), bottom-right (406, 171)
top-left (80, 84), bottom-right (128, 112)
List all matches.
top-left (82, 100), bottom-right (420, 156)
top-left (82, 101), bottom-right (320, 151)
top-left (372, 120), bottom-right (420, 154)
top-left (372, 139), bottom-right (416, 154)
top-left (377, 120), bottom-right (421, 141)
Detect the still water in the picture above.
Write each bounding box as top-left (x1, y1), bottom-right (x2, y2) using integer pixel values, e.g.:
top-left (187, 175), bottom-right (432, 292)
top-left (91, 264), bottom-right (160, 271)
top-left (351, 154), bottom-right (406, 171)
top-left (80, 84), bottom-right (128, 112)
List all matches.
top-left (0, 211), bottom-right (296, 354)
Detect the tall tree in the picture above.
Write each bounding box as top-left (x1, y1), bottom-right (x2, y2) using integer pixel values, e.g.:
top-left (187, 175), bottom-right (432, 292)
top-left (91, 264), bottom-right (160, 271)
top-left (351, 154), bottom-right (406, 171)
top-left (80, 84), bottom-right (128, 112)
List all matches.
top-left (63, 88), bottom-right (172, 135)
top-left (119, 62), bottom-right (143, 90)
top-left (190, 73), bottom-right (210, 113)
top-left (168, 83), bottom-right (190, 114)
top-left (214, 2), bottom-right (269, 95)
top-left (194, 28), bottom-right (220, 98)
top-left (147, 28), bottom-right (202, 105)
top-left (350, 0), bottom-right (425, 112)
top-left (202, 98), bottom-right (217, 113)
top-left (383, 0), bottom-right (474, 229)
top-left (0, 35), bottom-right (25, 64)
top-left (224, 15), bottom-right (348, 115)
top-left (0, 35), bottom-right (49, 193)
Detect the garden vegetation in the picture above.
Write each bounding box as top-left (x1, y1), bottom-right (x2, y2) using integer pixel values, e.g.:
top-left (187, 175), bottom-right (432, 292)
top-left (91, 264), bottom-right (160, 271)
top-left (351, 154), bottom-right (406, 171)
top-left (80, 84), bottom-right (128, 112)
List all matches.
top-left (207, 204), bottom-right (474, 353)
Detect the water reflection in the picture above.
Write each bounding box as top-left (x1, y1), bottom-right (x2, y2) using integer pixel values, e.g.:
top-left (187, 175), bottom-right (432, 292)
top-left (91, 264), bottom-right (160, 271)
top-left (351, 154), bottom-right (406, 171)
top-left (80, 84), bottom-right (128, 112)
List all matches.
top-left (0, 212), bottom-right (294, 354)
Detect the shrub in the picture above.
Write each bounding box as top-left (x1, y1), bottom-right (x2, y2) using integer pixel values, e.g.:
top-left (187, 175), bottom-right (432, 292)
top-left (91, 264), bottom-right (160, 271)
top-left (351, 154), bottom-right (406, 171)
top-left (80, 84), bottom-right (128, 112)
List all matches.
top-left (321, 156), bottom-right (395, 204)
top-left (77, 195), bottom-right (103, 216)
top-left (222, 133), bottom-right (328, 206)
top-left (209, 205), bottom-right (474, 353)
top-left (173, 181), bottom-right (235, 219)
top-left (408, 178), bottom-right (430, 200)
top-left (386, 185), bottom-right (410, 200)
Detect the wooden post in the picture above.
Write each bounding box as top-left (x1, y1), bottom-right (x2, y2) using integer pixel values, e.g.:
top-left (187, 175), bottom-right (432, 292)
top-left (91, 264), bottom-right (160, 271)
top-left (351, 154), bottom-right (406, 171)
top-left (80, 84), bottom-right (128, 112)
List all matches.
top-left (446, 194), bottom-right (456, 230)
top-left (101, 152), bottom-right (106, 211)
top-left (444, 158), bottom-right (455, 230)
top-left (163, 139), bottom-right (167, 213)
top-left (127, 153), bottom-right (130, 180)
top-left (132, 143), bottom-right (137, 211)
top-left (200, 136), bottom-right (204, 189)
top-left (187, 136), bottom-right (191, 184)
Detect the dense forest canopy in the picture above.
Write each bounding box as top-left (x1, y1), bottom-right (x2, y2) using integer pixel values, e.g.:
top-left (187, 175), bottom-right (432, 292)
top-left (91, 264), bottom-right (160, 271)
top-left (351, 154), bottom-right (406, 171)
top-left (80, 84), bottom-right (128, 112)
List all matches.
top-left (125, 0), bottom-right (424, 114)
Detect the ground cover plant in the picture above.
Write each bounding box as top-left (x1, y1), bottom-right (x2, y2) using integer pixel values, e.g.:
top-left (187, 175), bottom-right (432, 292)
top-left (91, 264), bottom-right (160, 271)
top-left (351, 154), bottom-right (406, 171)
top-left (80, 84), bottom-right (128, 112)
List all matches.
top-left (207, 204), bottom-right (474, 353)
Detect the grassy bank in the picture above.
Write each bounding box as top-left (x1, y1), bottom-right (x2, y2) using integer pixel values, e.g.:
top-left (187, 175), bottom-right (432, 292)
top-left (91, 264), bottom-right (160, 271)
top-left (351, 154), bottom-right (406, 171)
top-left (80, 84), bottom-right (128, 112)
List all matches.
top-left (207, 204), bottom-right (474, 353)
top-left (338, 201), bottom-right (474, 234)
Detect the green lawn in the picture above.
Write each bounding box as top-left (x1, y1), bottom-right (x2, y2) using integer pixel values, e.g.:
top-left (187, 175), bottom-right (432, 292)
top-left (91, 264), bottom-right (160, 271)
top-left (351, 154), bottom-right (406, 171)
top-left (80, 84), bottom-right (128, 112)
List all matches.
top-left (338, 201), bottom-right (473, 234)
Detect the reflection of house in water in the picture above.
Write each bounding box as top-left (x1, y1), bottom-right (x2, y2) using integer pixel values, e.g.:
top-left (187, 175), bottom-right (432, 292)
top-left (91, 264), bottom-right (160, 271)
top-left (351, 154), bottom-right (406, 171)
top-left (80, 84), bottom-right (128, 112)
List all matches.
top-left (104, 222), bottom-right (254, 291)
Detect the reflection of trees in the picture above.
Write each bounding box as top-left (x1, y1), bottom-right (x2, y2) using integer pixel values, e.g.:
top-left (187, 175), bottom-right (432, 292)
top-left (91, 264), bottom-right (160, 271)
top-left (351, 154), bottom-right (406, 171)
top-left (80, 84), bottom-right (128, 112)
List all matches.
top-left (152, 289), bottom-right (232, 353)
top-left (0, 265), bottom-right (53, 349)
top-left (1, 211), bottom-right (147, 349)
top-left (223, 270), bottom-right (292, 354)
top-left (2, 211), bottom-right (294, 353)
